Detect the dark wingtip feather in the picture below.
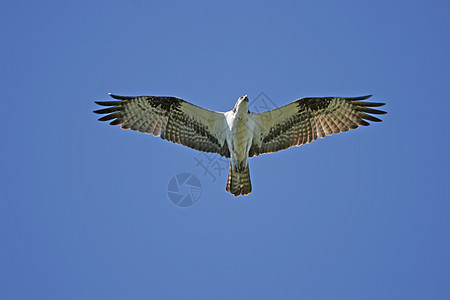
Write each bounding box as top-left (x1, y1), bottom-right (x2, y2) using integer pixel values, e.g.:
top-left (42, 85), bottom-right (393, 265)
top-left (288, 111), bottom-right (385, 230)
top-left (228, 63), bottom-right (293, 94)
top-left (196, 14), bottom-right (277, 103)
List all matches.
top-left (98, 115), bottom-right (113, 122)
top-left (355, 101), bottom-right (386, 107)
top-left (359, 113), bottom-right (383, 122)
top-left (95, 100), bottom-right (122, 106)
top-left (98, 115), bottom-right (110, 121)
top-left (359, 120), bottom-right (370, 126)
top-left (98, 112), bottom-right (121, 122)
top-left (110, 119), bottom-right (122, 125)
top-left (357, 107), bottom-right (387, 115)
top-left (93, 107), bottom-right (120, 114)
top-left (109, 93), bottom-right (133, 100)
top-left (349, 95), bottom-right (372, 100)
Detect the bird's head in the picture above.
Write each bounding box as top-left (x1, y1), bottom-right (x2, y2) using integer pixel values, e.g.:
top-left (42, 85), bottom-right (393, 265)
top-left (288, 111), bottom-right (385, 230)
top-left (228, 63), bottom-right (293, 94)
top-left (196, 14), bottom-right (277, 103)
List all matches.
top-left (233, 95), bottom-right (249, 113)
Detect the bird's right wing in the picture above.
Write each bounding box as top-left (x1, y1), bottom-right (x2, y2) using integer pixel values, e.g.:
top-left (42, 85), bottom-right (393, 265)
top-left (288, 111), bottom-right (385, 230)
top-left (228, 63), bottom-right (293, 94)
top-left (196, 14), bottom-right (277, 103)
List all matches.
top-left (94, 94), bottom-right (230, 157)
top-left (249, 95), bottom-right (386, 157)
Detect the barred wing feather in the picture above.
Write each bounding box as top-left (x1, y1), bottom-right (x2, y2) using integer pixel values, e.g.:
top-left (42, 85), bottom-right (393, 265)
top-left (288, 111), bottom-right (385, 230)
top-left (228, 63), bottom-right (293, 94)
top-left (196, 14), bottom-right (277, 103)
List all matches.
top-left (94, 94), bottom-right (230, 157)
top-left (249, 95), bottom-right (386, 157)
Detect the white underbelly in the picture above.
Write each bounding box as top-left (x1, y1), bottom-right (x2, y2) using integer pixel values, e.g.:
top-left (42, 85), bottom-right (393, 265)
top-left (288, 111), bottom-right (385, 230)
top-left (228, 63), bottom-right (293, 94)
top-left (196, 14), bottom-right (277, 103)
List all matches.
top-left (228, 116), bottom-right (254, 163)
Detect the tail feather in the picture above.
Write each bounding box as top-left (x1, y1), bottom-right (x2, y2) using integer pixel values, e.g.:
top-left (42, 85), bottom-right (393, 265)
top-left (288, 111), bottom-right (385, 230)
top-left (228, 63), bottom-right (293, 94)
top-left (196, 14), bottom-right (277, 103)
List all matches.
top-left (226, 164), bottom-right (252, 196)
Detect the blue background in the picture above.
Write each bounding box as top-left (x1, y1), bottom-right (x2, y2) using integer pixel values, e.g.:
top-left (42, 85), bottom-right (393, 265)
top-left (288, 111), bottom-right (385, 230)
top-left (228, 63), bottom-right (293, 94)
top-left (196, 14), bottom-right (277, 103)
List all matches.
top-left (1, 0), bottom-right (449, 299)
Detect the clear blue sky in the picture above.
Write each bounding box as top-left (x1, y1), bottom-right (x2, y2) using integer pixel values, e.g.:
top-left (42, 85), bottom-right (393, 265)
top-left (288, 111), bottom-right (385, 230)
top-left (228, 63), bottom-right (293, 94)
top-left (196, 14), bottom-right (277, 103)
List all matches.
top-left (1, 0), bottom-right (449, 299)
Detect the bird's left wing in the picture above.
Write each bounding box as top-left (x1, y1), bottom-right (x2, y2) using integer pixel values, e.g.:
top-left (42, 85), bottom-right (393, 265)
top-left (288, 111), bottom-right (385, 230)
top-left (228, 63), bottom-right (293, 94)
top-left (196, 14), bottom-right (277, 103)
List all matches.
top-left (249, 95), bottom-right (386, 157)
top-left (94, 94), bottom-right (230, 157)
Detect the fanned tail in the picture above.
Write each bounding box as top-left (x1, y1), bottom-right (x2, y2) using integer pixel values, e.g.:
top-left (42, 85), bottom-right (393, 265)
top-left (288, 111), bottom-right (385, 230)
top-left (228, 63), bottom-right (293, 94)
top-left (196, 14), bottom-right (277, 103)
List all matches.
top-left (226, 164), bottom-right (252, 196)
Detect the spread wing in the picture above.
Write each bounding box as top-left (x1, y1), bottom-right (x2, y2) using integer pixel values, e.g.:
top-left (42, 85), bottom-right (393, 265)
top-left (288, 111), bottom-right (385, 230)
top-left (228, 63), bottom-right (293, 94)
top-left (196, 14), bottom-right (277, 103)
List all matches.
top-left (94, 94), bottom-right (230, 157)
top-left (249, 95), bottom-right (386, 157)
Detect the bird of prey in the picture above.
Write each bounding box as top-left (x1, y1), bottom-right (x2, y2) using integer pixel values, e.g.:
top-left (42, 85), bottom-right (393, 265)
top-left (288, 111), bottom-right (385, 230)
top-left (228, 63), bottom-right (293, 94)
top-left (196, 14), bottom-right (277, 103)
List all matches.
top-left (94, 93), bottom-right (386, 196)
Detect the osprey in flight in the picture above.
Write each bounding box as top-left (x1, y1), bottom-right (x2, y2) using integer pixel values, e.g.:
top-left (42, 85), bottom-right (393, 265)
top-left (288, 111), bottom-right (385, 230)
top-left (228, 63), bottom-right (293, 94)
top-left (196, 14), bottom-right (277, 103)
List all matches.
top-left (94, 93), bottom-right (386, 196)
